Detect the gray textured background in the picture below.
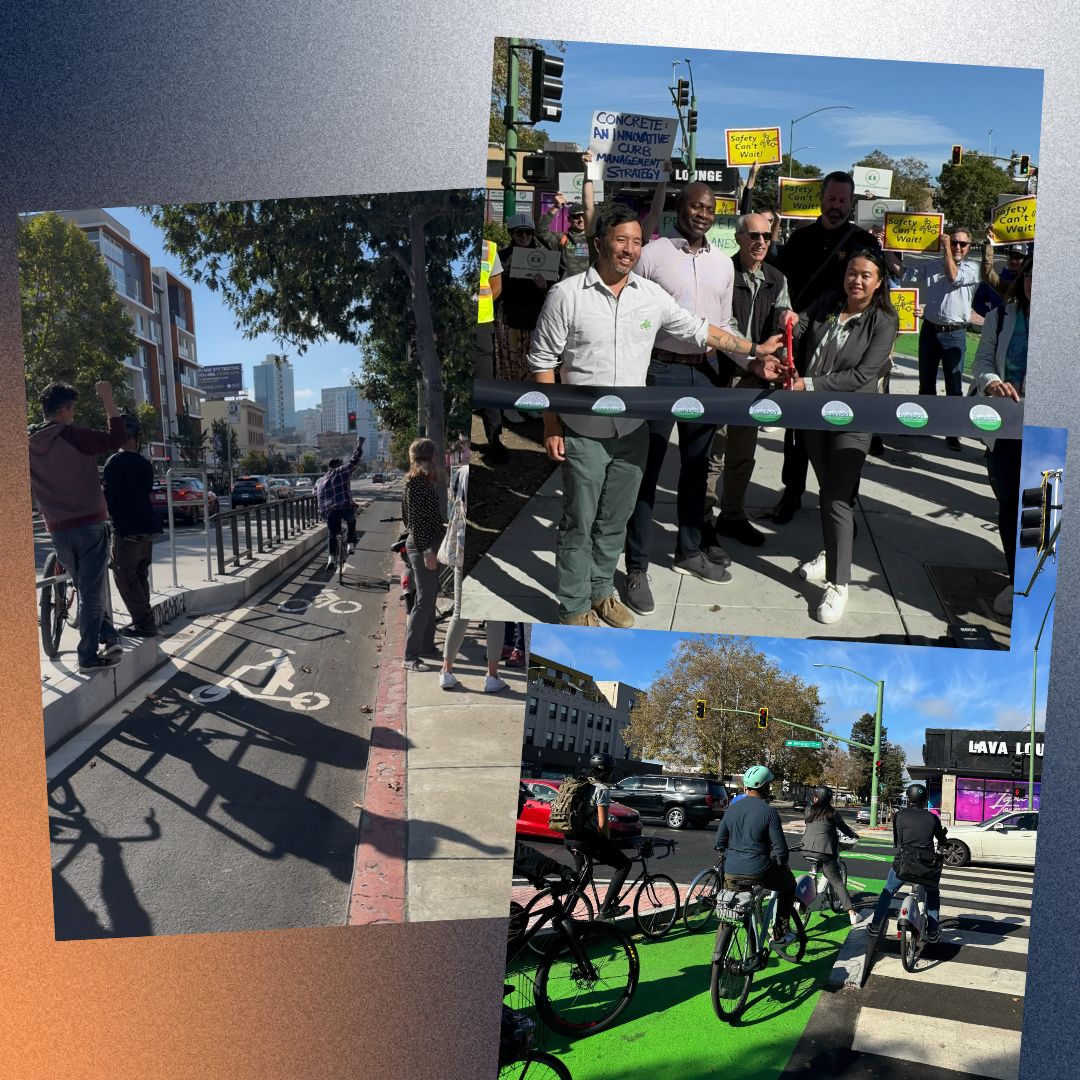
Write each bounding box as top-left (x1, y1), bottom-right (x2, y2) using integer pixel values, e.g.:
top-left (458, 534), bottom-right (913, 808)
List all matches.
top-left (1, 4), bottom-right (1074, 1078)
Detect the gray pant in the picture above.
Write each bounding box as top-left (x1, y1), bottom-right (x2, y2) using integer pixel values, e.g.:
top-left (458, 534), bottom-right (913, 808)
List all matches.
top-left (405, 550), bottom-right (438, 661)
top-left (715, 372), bottom-right (770, 519)
top-left (442, 565), bottom-right (503, 667)
top-left (51, 521), bottom-right (116, 665)
top-left (558, 426), bottom-right (649, 619)
top-left (816, 855), bottom-right (853, 911)
top-left (803, 429), bottom-right (871, 587)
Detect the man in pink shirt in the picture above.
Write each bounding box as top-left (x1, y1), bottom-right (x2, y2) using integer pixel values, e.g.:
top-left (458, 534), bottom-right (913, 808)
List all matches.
top-left (623, 183), bottom-right (785, 615)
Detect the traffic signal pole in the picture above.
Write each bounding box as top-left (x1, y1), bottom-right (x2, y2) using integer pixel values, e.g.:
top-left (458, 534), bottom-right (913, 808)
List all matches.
top-left (707, 705), bottom-right (874, 752)
top-left (503, 38), bottom-right (520, 218)
top-left (1030, 591), bottom-right (1055, 803)
top-left (869, 678), bottom-right (884, 830)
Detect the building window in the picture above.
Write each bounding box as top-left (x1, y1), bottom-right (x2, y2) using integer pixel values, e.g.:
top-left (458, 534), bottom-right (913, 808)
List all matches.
top-left (525, 728), bottom-right (534, 745)
top-left (587, 714), bottom-right (594, 728)
top-left (605, 718), bottom-right (612, 732)
top-left (556, 734), bottom-right (565, 750)
top-left (545, 731), bottom-right (554, 747)
top-left (584, 740), bottom-right (591, 754)
top-left (571, 709), bottom-right (579, 724)
top-left (559, 705), bottom-right (568, 723)
top-left (603, 742), bottom-right (610, 753)
top-left (548, 703), bottom-right (556, 720)
top-left (567, 737), bottom-right (575, 752)
top-left (528, 697), bottom-right (538, 715)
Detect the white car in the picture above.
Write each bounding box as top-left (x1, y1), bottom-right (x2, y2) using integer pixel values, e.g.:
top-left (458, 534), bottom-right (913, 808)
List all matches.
top-left (942, 810), bottom-right (1038, 868)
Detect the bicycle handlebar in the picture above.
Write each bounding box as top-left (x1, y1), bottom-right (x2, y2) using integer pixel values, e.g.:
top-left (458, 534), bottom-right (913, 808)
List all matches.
top-left (379, 516), bottom-right (404, 523)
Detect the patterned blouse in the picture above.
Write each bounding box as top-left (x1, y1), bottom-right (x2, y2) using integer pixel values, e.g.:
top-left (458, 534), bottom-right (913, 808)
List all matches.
top-left (402, 474), bottom-right (445, 553)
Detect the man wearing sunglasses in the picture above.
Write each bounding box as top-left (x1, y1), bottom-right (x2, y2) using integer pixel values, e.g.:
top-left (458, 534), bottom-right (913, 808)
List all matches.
top-left (900, 227), bottom-right (982, 450)
top-left (536, 191), bottom-right (592, 279)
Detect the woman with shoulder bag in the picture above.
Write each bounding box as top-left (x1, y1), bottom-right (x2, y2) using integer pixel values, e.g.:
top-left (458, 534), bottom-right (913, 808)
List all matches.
top-left (401, 438), bottom-right (445, 671)
top-left (802, 786), bottom-right (862, 926)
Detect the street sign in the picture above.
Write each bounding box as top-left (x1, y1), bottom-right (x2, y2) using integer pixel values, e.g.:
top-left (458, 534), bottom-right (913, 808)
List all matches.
top-left (785, 739), bottom-right (823, 748)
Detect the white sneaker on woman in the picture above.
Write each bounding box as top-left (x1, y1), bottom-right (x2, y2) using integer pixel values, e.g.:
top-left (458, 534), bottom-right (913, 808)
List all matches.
top-left (816, 583), bottom-right (849, 624)
top-left (798, 551), bottom-right (827, 582)
top-left (439, 671), bottom-right (459, 690)
top-left (484, 676), bottom-right (509, 694)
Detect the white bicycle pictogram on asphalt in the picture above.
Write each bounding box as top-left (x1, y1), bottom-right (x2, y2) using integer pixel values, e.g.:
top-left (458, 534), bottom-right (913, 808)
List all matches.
top-left (276, 590), bottom-right (362, 616)
top-left (190, 646), bottom-right (330, 711)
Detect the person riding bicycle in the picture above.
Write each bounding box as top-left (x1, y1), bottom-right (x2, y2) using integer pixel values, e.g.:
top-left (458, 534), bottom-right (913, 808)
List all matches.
top-left (563, 753), bottom-right (634, 922)
top-left (714, 765), bottom-right (798, 947)
top-left (867, 782), bottom-right (947, 942)
top-left (314, 435), bottom-right (364, 572)
top-left (802, 785), bottom-right (861, 927)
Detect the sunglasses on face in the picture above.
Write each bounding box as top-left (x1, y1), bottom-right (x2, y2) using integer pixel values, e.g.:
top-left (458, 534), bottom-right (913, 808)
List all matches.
top-left (744, 232), bottom-right (772, 242)
top-left (512, 229), bottom-right (534, 236)
top-left (951, 240), bottom-right (970, 248)
top-left (570, 213), bottom-right (585, 219)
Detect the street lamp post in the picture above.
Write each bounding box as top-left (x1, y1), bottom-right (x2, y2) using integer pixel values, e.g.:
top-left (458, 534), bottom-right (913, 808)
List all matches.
top-left (1030, 591), bottom-right (1055, 802)
top-left (814, 663), bottom-right (885, 827)
top-left (787, 106), bottom-right (854, 177)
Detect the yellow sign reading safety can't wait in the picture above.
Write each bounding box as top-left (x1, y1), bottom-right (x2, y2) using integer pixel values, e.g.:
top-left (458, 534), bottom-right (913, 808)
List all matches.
top-left (724, 127), bottom-right (783, 167)
top-left (991, 196), bottom-right (1036, 244)
top-left (890, 288), bottom-right (919, 334)
top-left (778, 177), bottom-right (822, 219)
top-left (882, 212), bottom-right (944, 254)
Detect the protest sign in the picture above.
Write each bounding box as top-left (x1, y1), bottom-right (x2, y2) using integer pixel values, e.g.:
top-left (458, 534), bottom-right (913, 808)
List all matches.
top-left (714, 197), bottom-right (737, 216)
top-left (990, 196), bottom-right (1036, 244)
top-left (661, 212), bottom-right (738, 255)
top-left (558, 171), bottom-right (604, 204)
top-left (855, 198), bottom-right (905, 227)
top-left (883, 212), bottom-right (944, 253)
top-left (724, 127), bottom-right (783, 166)
top-left (508, 245), bottom-right (562, 282)
top-left (853, 165), bottom-right (893, 198)
top-left (778, 177), bottom-right (823, 218)
top-left (890, 288), bottom-right (919, 334)
top-left (588, 110), bottom-right (678, 182)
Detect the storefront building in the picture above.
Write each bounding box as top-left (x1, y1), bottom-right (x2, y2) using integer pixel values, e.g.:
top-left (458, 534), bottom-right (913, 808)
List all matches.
top-left (909, 728), bottom-right (1043, 826)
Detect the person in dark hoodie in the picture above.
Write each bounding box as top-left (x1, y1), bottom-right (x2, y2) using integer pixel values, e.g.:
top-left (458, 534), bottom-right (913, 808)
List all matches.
top-left (101, 413), bottom-right (162, 637)
top-left (29, 381), bottom-right (127, 672)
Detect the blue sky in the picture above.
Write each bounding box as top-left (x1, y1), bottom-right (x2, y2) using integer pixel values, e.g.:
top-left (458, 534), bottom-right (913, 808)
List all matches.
top-left (532, 427), bottom-right (1065, 769)
top-left (531, 42), bottom-right (1043, 179)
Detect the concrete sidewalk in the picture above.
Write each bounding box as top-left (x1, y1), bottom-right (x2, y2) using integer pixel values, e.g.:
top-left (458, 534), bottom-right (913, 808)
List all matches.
top-left (462, 350), bottom-right (1012, 649)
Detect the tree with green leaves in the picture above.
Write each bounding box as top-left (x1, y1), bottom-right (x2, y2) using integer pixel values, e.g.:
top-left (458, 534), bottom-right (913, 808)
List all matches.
top-left (19, 212), bottom-right (137, 430)
top-left (174, 414), bottom-right (207, 468)
top-left (297, 451), bottom-right (319, 474)
top-left (852, 150), bottom-right (933, 211)
top-left (266, 450), bottom-right (291, 475)
top-left (135, 402), bottom-right (162, 446)
top-left (145, 192), bottom-right (481, 475)
top-left (238, 451), bottom-right (269, 475)
top-left (209, 418), bottom-right (239, 482)
top-left (880, 744), bottom-right (907, 804)
top-left (622, 636), bottom-right (827, 783)
top-left (935, 152), bottom-right (1023, 230)
top-left (746, 157), bottom-right (823, 214)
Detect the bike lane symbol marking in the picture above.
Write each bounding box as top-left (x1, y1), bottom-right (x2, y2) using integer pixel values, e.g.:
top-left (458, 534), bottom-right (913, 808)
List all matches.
top-left (189, 646), bottom-right (330, 712)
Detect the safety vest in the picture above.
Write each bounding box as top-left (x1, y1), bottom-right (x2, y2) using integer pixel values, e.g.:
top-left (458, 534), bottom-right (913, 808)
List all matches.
top-left (478, 239), bottom-right (496, 324)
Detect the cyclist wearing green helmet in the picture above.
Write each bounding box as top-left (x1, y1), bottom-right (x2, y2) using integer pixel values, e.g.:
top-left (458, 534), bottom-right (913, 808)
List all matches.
top-left (714, 764), bottom-right (798, 945)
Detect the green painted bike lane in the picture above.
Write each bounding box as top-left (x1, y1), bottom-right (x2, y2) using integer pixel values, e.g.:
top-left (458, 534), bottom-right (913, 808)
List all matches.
top-left (529, 864), bottom-right (890, 1080)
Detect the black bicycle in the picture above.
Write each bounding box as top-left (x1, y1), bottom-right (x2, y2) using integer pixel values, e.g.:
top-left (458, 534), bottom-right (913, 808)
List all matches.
top-left (39, 548), bottom-right (79, 657)
top-left (683, 854), bottom-right (725, 934)
top-left (565, 836), bottom-right (681, 940)
top-left (499, 983), bottom-right (573, 1079)
top-left (508, 872), bottom-right (639, 1038)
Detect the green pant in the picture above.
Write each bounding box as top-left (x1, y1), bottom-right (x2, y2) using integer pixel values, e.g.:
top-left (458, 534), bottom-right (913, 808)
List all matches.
top-left (558, 425), bottom-right (649, 619)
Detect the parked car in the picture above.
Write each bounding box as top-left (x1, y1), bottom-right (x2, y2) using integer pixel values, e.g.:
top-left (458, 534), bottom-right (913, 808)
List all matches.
top-left (516, 779), bottom-right (642, 842)
top-left (294, 478), bottom-right (314, 492)
top-left (942, 810), bottom-right (1038, 868)
top-left (270, 478), bottom-right (293, 499)
top-left (372, 473), bottom-right (385, 484)
top-left (150, 477), bottom-right (218, 524)
top-left (231, 475), bottom-right (273, 506)
top-left (855, 808), bottom-right (871, 825)
top-left (610, 774), bottom-right (729, 830)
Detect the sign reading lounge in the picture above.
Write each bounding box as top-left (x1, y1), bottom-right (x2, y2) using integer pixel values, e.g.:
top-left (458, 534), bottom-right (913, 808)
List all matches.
top-left (968, 739), bottom-right (1044, 757)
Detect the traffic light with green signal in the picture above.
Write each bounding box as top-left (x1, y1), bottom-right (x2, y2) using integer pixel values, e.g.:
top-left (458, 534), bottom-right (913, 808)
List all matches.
top-left (695, 699), bottom-right (707, 721)
top-left (1019, 154), bottom-right (1031, 176)
top-left (757, 707), bottom-right (769, 731)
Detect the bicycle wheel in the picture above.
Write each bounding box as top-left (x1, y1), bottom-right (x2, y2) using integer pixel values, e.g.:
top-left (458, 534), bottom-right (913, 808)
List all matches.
top-left (522, 887), bottom-right (594, 958)
top-left (772, 905), bottom-right (807, 963)
top-left (710, 920), bottom-right (754, 1022)
top-left (633, 873), bottom-right (679, 939)
top-left (499, 1051), bottom-right (572, 1080)
top-left (39, 553), bottom-right (65, 657)
top-left (683, 867), bottom-right (722, 934)
top-left (534, 919), bottom-right (639, 1037)
top-left (899, 922), bottom-right (919, 972)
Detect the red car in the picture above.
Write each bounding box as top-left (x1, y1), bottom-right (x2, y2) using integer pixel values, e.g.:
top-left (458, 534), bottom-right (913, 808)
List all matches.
top-left (151, 477), bottom-right (219, 524)
top-left (517, 778), bottom-right (642, 842)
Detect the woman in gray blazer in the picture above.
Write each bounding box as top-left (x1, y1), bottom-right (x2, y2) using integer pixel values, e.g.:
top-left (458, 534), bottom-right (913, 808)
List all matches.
top-left (803, 786), bottom-right (861, 926)
top-left (790, 249), bottom-right (899, 624)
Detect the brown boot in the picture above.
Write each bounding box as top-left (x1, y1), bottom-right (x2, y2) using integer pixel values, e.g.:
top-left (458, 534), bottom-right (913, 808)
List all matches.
top-left (592, 594), bottom-right (635, 629)
top-left (559, 608), bottom-right (602, 627)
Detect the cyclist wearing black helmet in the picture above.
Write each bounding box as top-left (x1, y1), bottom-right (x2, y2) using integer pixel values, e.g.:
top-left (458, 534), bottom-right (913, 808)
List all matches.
top-left (867, 782), bottom-right (948, 941)
top-left (564, 752), bottom-right (634, 921)
top-left (715, 765), bottom-right (798, 946)
top-left (102, 412), bottom-right (162, 637)
top-left (803, 785), bottom-right (861, 926)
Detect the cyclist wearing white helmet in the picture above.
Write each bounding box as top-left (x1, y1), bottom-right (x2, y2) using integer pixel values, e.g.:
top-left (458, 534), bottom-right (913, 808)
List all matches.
top-left (714, 764), bottom-right (798, 946)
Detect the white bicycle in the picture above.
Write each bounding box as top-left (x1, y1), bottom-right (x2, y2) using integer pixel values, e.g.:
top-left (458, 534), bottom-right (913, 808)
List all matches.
top-left (190, 646), bottom-right (330, 712)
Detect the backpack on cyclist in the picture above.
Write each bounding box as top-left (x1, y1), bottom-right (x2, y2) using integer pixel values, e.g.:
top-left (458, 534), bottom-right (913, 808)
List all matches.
top-left (548, 776), bottom-right (594, 837)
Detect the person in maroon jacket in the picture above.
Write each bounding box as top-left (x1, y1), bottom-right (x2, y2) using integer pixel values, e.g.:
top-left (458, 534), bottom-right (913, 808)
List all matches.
top-left (29, 381), bottom-right (127, 672)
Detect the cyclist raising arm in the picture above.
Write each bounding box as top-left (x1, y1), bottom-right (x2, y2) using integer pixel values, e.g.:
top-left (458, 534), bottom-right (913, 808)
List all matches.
top-left (715, 766), bottom-right (798, 946)
top-left (867, 783), bottom-right (948, 941)
top-left (802, 786), bottom-right (861, 926)
top-left (314, 435), bottom-right (364, 572)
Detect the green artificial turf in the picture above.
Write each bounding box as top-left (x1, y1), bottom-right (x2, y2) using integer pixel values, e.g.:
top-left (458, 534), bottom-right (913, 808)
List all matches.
top-left (891, 330), bottom-right (981, 376)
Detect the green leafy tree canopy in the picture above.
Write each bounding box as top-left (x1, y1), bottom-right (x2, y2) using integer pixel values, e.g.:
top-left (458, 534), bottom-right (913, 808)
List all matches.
top-left (935, 151), bottom-right (1024, 230)
top-left (852, 149), bottom-right (933, 212)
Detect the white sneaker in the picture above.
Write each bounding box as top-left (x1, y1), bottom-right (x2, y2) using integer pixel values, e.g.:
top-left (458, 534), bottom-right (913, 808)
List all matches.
top-left (849, 911), bottom-right (861, 927)
top-left (484, 675), bottom-right (509, 694)
top-left (992, 583), bottom-right (1014, 617)
top-left (816, 582), bottom-right (849, 624)
top-left (798, 551), bottom-right (827, 582)
top-left (325, 557), bottom-right (336, 572)
top-left (439, 671), bottom-right (458, 691)
top-left (346, 543), bottom-right (355, 555)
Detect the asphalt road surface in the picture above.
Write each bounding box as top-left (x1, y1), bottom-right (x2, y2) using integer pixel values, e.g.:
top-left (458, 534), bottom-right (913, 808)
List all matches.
top-left (48, 485), bottom-right (400, 939)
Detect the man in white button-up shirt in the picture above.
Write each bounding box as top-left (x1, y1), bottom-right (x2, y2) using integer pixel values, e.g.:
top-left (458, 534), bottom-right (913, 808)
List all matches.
top-left (529, 204), bottom-right (784, 628)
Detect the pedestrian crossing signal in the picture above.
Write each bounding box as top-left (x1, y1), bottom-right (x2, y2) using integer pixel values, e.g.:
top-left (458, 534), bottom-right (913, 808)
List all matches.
top-left (695, 699), bottom-right (707, 720)
top-left (757, 707), bottom-right (769, 730)
top-left (950, 145), bottom-right (963, 166)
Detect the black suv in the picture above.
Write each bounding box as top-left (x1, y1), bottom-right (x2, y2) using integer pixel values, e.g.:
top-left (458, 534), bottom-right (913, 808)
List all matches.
top-left (610, 774), bottom-right (730, 830)
top-left (231, 475), bottom-right (273, 506)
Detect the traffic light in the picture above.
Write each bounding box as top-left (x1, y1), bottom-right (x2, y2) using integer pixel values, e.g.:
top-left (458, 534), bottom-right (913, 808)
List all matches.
top-left (522, 153), bottom-right (556, 184)
top-left (950, 144), bottom-right (963, 166)
top-left (1011, 757), bottom-right (1024, 779)
top-left (1019, 474), bottom-right (1052, 552)
top-left (676, 78), bottom-right (689, 109)
top-left (1013, 786), bottom-right (1024, 800)
top-left (695, 699), bottom-right (707, 720)
top-left (874, 760), bottom-right (883, 781)
top-left (529, 49), bottom-right (564, 124)
top-left (757, 707), bottom-right (769, 731)
top-left (347, 411), bottom-right (357, 432)
top-left (687, 108), bottom-right (698, 134)
top-left (1019, 154), bottom-right (1031, 176)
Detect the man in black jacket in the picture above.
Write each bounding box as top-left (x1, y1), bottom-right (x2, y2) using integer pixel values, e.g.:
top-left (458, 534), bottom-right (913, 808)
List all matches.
top-left (708, 213), bottom-right (796, 548)
top-left (101, 414), bottom-right (163, 637)
top-left (771, 172), bottom-right (881, 524)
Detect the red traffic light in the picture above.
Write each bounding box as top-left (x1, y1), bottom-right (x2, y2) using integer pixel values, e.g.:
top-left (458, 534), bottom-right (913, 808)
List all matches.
top-left (347, 411), bottom-right (357, 432)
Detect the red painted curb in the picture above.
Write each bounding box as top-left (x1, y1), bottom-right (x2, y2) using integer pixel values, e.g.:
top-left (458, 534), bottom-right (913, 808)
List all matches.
top-left (347, 585), bottom-right (408, 925)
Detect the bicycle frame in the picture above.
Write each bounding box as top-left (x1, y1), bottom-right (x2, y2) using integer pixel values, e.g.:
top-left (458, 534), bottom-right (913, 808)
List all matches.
top-left (570, 837), bottom-right (675, 913)
top-left (897, 882), bottom-right (928, 941)
top-left (512, 877), bottom-right (602, 979)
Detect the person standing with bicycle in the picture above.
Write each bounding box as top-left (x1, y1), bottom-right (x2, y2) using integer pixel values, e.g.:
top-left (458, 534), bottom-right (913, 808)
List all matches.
top-left (29, 381), bottom-right (128, 673)
top-left (867, 782), bottom-right (947, 942)
top-left (802, 785), bottom-right (861, 927)
top-left (314, 435), bottom-right (364, 573)
top-left (714, 765), bottom-right (798, 947)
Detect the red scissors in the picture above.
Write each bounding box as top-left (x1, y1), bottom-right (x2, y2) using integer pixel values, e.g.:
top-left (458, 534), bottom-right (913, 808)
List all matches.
top-left (783, 319), bottom-right (796, 389)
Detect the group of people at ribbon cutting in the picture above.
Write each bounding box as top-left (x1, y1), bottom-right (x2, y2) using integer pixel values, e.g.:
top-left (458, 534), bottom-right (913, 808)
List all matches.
top-left (476, 160), bottom-right (1031, 629)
